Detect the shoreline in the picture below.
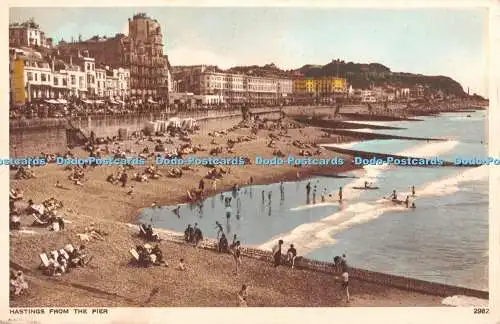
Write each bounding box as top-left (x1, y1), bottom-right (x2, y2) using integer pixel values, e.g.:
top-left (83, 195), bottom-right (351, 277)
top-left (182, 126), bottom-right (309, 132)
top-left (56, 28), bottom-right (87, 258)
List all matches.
top-left (9, 104), bottom-right (488, 307)
top-left (131, 162), bottom-right (361, 223)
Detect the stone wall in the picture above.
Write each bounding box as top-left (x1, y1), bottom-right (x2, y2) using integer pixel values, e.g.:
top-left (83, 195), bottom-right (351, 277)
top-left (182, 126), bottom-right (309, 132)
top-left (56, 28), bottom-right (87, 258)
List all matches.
top-left (8, 107), bottom-right (282, 157)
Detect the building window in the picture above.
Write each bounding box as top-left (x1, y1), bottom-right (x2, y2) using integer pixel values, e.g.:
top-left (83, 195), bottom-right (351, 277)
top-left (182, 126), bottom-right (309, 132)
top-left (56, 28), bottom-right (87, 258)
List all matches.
top-left (41, 73), bottom-right (46, 82)
top-left (54, 77), bottom-right (58, 86)
top-left (34, 73), bottom-right (38, 81)
top-left (71, 75), bottom-right (76, 85)
top-left (27, 72), bottom-right (33, 81)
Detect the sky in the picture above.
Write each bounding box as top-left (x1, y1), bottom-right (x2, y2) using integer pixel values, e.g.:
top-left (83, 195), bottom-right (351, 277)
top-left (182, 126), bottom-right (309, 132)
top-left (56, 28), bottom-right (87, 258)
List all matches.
top-left (9, 7), bottom-right (489, 97)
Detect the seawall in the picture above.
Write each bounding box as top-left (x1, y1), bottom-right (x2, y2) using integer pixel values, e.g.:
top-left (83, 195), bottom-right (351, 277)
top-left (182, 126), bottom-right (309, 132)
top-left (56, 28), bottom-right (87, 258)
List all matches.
top-left (10, 119), bottom-right (69, 158)
top-left (8, 108), bottom-right (282, 157)
top-left (135, 225), bottom-right (488, 300)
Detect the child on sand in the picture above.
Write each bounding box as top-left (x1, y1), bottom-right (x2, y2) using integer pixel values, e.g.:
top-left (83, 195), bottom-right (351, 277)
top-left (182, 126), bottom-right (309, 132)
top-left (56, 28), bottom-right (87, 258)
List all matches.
top-left (238, 284), bottom-right (248, 307)
top-left (177, 258), bottom-right (186, 271)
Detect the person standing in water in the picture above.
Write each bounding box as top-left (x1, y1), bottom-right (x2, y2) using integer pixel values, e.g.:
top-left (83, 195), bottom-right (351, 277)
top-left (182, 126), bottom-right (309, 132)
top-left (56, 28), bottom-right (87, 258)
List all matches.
top-left (261, 190), bottom-right (265, 204)
top-left (391, 190), bottom-right (397, 200)
top-left (280, 181), bottom-right (285, 200)
top-left (215, 221), bottom-right (224, 238)
top-left (312, 185), bottom-right (317, 204)
top-left (338, 186), bottom-right (343, 202)
top-left (212, 178), bottom-right (218, 193)
top-left (411, 186), bottom-right (416, 197)
top-left (306, 181), bottom-right (311, 197)
top-left (268, 191), bottom-right (272, 204)
top-left (321, 187), bottom-right (327, 202)
top-left (405, 195), bottom-right (410, 208)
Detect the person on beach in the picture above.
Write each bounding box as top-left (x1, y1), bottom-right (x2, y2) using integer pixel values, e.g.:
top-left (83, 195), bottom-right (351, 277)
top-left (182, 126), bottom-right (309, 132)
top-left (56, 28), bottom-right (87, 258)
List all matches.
top-left (231, 241), bottom-right (242, 275)
top-left (238, 284), bottom-right (248, 307)
top-left (391, 190), bottom-right (397, 200)
top-left (287, 244), bottom-right (297, 269)
top-left (341, 258), bottom-right (350, 303)
top-left (364, 181), bottom-right (368, 189)
top-left (306, 181), bottom-right (311, 197)
top-left (184, 224), bottom-right (194, 243)
top-left (231, 234), bottom-right (238, 247)
top-left (120, 172), bottom-right (128, 187)
top-left (338, 186), bottom-right (343, 202)
top-left (268, 191), bottom-right (272, 205)
top-left (312, 186), bottom-right (317, 204)
top-left (249, 176), bottom-right (254, 185)
top-left (173, 206), bottom-right (180, 217)
top-left (321, 187), bottom-right (327, 202)
top-left (218, 233), bottom-right (229, 253)
top-left (177, 258), bottom-right (186, 271)
top-left (261, 190), bottom-right (265, 203)
top-left (405, 196), bottom-right (410, 208)
top-left (224, 196), bottom-right (232, 207)
top-left (272, 240), bottom-right (284, 267)
top-left (215, 221), bottom-right (224, 238)
top-left (193, 226), bottom-right (203, 249)
top-left (236, 197), bottom-right (241, 219)
top-left (411, 185), bottom-right (416, 196)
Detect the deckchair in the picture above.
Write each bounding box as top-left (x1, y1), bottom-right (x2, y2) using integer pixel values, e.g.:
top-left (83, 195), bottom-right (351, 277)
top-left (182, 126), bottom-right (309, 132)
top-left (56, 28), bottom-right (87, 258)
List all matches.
top-left (39, 253), bottom-right (50, 269)
top-left (59, 249), bottom-right (70, 260)
top-left (64, 244), bottom-right (75, 253)
top-left (139, 225), bottom-right (147, 237)
top-left (31, 214), bottom-right (48, 226)
top-left (129, 248), bottom-right (140, 262)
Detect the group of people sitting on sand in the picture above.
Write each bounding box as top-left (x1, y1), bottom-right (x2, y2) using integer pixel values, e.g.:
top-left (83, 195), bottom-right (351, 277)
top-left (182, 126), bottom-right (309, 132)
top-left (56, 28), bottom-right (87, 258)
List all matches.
top-left (40, 244), bottom-right (90, 277)
top-left (28, 198), bottom-right (66, 231)
top-left (67, 166), bottom-right (86, 186)
top-left (139, 223), bottom-right (161, 242)
top-left (130, 243), bottom-right (167, 268)
top-left (184, 223), bottom-right (204, 248)
top-left (10, 270), bottom-right (29, 297)
top-left (14, 165), bottom-right (36, 180)
top-left (272, 240), bottom-right (299, 269)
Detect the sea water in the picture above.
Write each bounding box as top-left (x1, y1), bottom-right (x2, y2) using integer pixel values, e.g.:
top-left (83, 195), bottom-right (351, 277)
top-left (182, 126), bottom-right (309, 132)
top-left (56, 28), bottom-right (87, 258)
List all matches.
top-left (139, 110), bottom-right (488, 290)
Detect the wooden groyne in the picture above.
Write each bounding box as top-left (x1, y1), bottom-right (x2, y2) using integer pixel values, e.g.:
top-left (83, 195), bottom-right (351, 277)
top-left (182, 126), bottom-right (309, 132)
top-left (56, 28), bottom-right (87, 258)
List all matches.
top-left (294, 118), bottom-right (405, 130)
top-left (323, 146), bottom-right (466, 167)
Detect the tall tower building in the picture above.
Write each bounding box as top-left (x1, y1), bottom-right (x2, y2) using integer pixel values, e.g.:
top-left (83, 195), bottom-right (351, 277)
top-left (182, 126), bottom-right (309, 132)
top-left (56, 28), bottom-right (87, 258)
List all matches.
top-left (56, 12), bottom-right (169, 102)
top-left (125, 13), bottom-right (168, 99)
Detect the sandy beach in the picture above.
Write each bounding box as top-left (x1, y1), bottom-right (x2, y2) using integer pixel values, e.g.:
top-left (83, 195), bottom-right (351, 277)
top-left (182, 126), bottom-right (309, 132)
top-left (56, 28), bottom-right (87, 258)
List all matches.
top-left (9, 107), bottom-right (464, 307)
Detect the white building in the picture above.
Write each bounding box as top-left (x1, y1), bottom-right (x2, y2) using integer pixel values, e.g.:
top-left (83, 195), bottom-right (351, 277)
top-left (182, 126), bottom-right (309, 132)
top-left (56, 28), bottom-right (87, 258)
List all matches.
top-left (95, 68), bottom-right (106, 97)
top-left (172, 65), bottom-right (293, 105)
